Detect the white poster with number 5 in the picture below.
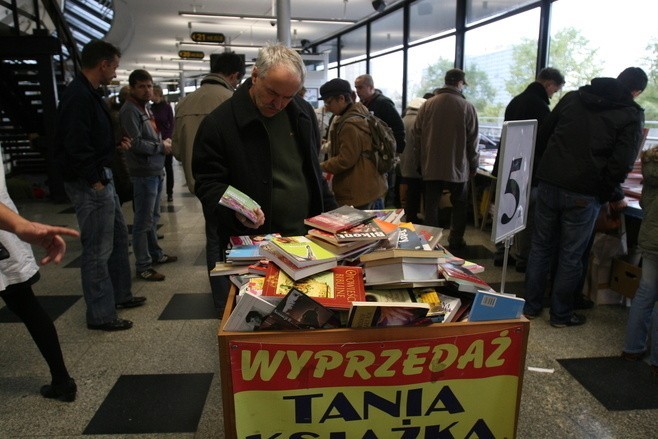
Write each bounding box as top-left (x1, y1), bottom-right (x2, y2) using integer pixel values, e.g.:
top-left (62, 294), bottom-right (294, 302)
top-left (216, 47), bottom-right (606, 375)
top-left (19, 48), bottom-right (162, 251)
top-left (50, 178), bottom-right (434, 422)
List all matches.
top-left (492, 120), bottom-right (537, 244)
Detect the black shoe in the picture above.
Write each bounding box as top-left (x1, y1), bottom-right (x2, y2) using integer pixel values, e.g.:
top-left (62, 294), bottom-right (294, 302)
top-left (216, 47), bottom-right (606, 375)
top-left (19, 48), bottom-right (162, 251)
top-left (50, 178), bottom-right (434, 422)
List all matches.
top-left (87, 318), bottom-right (133, 331)
top-left (523, 310), bottom-right (541, 320)
top-left (621, 350), bottom-right (647, 361)
top-left (40, 377), bottom-right (77, 402)
top-left (116, 296), bottom-right (147, 309)
top-left (550, 313), bottom-right (586, 328)
top-left (574, 296), bottom-right (595, 310)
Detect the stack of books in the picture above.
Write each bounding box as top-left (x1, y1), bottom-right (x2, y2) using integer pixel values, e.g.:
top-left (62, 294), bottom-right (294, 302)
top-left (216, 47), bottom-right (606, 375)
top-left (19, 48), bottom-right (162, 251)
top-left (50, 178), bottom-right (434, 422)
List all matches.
top-left (258, 236), bottom-right (338, 280)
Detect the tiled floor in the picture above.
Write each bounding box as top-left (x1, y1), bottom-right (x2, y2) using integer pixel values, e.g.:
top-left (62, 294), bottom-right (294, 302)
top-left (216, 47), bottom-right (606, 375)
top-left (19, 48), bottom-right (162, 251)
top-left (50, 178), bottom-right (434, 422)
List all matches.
top-left (0, 163), bottom-right (656, 438)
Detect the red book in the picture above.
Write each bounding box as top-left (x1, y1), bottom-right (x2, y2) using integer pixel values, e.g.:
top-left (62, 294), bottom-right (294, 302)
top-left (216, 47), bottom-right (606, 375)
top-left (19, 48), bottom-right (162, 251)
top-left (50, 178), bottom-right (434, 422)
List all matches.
top-left (262, 264), bottom-right (366, 311)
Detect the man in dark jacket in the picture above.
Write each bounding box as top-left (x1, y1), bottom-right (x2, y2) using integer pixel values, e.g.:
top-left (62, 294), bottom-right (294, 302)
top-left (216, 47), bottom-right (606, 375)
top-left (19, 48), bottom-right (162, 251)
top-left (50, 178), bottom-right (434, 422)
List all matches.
top-left (355, 74), bottom-right (405, 207)
top-left (192, 43), bottom-right (337, 311)
top-left (54, 40), bottom-right (145, 331)
top-left (523, 67), bottom-right (647, 328)
top-left (493, 67), bottom-right (565, 271)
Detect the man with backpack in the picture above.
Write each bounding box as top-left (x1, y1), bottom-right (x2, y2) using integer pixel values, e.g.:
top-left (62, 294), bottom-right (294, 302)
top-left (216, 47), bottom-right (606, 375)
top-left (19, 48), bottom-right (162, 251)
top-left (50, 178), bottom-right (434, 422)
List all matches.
top-left (319, 78), bottom-right (387, 209)
top-left (414, 68), bottom-right (479, 254)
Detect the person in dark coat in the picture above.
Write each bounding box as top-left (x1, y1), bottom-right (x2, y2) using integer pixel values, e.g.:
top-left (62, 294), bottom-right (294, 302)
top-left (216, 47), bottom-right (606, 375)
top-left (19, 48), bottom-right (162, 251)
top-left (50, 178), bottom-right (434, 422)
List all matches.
top-left (493, 67), bottom-right (565, 272)
top-left (192, 43), bottom-right (337, 311)
top-left (523, 67), bottom-right (647, 328)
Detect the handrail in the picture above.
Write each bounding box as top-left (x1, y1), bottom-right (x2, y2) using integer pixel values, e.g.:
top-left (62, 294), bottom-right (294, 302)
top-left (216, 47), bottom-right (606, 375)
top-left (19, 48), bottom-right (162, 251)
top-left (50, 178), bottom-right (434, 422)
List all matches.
top-left (40, 0), bottom-right (81, 74)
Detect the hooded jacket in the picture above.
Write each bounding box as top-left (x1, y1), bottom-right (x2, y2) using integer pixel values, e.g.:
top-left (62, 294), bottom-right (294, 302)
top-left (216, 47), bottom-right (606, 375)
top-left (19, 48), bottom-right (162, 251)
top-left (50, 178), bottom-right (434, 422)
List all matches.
top-left (536, 77), bottom-right (644, 202)
top-left (321, 101), bottom-right (387, 207)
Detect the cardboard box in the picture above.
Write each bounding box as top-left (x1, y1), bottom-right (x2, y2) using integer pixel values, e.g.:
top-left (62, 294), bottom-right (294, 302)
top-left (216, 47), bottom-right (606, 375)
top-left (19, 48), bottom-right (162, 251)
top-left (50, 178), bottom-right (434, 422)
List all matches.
top-left (610, 258), bottom-right (641, 299)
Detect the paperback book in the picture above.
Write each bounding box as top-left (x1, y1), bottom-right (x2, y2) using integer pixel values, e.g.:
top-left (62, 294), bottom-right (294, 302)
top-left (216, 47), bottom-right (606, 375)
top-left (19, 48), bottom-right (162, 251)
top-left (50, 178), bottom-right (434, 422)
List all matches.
top-left (360, 248), bottom-right (449, 263)
top-left (269, 236), bottom-right (338, 267)
top-left (223, 291), bottom-right (276, 332)
top-left (259, 243), bottom-right (337, 281)
top-left (333, 220), bottom-right (387, 242)
top-left (468, 290), bottom-right (525, 322)
top-left (438, 262), bottom-right (493, 293)
top-left (364, 257), bottom-right (440, 284)
top-left (259, 288), bottom-right (340, 330)
top-left (210, 262), bottom-right (250, 277)
top-left (262, 264), bottom-right (365, 310)
top-left (304, 205), bottom-right (376, 234)
top-left (347, 301), bottom-right (430, 328)
top-left (218, 185), bottom-right (261, 224)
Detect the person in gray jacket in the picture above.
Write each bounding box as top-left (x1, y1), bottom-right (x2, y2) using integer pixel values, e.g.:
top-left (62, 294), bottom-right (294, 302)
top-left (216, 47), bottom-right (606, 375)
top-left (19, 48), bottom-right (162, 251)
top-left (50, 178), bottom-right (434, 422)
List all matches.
top-left (414, 68), bottom-right (479, 252)
top-left (120, 69), bottom-right (177, 281)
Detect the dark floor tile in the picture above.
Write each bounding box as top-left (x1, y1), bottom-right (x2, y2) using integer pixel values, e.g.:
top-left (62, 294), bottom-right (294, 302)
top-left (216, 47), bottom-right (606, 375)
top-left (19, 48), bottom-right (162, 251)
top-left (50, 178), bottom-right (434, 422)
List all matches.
top-left (159, 293), bottom-right (219, 320)
top-left (557, 357), bottom-right (658, 411)
top-left (83, 373), bottom-right (214, 434)
top-left (58, 206), bottom-right (76, 214)
top-left (0, 295), bottom-right (81, 323)
top-left (160, 205), bottom-right (180, 213)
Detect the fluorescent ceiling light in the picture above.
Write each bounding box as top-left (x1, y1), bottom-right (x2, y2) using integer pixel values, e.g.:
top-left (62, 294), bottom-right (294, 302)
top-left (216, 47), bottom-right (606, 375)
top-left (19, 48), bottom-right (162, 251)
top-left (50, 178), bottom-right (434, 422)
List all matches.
top-left (178, 41), bottom-right (276, 49)
top-left (179, 11), bottom-right (356, 26)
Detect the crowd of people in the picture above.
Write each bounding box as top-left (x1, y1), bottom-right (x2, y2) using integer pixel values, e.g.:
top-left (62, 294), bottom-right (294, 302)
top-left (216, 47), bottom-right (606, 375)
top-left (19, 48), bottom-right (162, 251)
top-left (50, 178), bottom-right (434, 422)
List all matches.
top-left (2, 38), bottom-right (654, 404)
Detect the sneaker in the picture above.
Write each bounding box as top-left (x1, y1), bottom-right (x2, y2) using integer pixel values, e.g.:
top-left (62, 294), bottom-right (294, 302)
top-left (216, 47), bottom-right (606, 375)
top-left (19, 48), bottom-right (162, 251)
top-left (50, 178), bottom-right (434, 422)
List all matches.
top-left (156, 254), bottom-right (178, 264)
top-left (137, 268), bottom-right (165, 281)
top-left (550, 313), bottom-right (586, 328)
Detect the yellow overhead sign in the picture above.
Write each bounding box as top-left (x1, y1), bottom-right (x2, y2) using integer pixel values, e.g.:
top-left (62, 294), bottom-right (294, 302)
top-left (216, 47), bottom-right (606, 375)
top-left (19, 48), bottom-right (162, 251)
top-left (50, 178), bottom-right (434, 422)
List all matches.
top-left (178, 50), bottom-right (205, 60)
top-left (190, 32), bottom-right (225, 43)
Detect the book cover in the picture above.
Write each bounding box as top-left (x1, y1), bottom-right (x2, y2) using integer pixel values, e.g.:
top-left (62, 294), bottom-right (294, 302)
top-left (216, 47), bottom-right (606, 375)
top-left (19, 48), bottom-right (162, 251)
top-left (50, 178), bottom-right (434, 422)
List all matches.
top-left (468, 291), bottom-right (525, 322)
top-left (226, 233), bottom-right (280, 262)
top-left (269, 236), bottom-right (338, 267)
top-left (223, 291), bottom-right (276, 331)
top-left (413, 224), bottom-right (444, 250)
top-left (347, 301), bottom-right (430, 328)
top-left (334, 220), bottom-right (387, 242)
top-left (229, 273), bottom-right (263, 289)
top-left (228, 233), bottom-right (280, 247)
top-left (413, 289), bottom-right (462, 323)
top-left (247, 260), bottom-right (269, 275)
top-left (218, 185), bottom-right (261, 224)
top-left (364, 208), bottom-right (406, 224)
top-left (210, 262), bottom-right (250, 277)
top-left (259, 244), bottom-right (338, 281)
top-left (259, 288), bottom-right (340, 330)
top-left (308, 233), bottom-right (376, 255)
top-left (438, 262), bottom-right (492, 293)
top-left (304, 205), bottom-right (377, 234)
top-left (364, 288), bottom-right (415, 303)
top-left (262, 264), bottom-right (365, 310)
top-left (395, 224), bottom-right (426, 250)
top-left (238, 276), bottom-right (265, 297)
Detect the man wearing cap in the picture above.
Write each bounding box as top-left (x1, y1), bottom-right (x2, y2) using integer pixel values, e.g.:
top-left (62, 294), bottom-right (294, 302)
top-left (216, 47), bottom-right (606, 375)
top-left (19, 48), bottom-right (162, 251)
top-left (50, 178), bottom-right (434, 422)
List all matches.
top-left (414, 68), bottom-right (479, 253)
top-left (319, 78), bottom-right (387, 209)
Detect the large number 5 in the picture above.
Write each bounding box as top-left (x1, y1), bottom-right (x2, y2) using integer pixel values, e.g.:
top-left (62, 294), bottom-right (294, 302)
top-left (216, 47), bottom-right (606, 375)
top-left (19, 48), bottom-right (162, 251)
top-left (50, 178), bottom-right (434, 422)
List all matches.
top-left (501, 157), bottom-right (523, 224)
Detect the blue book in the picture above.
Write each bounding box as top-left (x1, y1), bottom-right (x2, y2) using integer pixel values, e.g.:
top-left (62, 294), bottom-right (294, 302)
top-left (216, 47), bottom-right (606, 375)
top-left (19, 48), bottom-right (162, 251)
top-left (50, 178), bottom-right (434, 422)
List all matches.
top-left (468, 290), bottom-right (525, 322)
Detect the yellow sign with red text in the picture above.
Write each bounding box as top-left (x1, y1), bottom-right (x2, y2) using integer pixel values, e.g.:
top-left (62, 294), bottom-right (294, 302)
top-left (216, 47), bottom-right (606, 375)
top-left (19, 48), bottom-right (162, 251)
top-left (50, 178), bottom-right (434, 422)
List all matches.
top-left (229, 325), bottom-right (524, 438)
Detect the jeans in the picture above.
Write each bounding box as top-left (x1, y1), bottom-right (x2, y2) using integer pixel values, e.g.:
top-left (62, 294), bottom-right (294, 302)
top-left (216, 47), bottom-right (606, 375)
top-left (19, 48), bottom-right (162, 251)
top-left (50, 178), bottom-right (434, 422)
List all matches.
top-left (164, 154), bottom-right (174, 197)
top-left (623, 251), bottom-right (658, 366)
top-left (524, 183), bottom-right (602, 322)
top-left (424, 180), bottom-right (469, 245)
top-left (65, 176), bottom-right (132, 325)
top-left (131, 175), bottom-right (165, 272)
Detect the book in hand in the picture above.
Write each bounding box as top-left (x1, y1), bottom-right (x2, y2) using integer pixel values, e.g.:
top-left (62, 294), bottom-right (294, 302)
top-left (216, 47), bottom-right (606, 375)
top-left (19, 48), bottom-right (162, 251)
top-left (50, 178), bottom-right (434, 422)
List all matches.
top-left (347, 301), bottom-right (430, 328)
top-left (438, 262), bottom-right (493, 293)
top-left (259, 243), bottom-right (338, 281)
top-left (304, 205), bottom-right (376, 234)
top-left (218, 185), bottom-right (261, 224)
top-left (468, 290), bottom-right (525, 322)
top-left (262, 264), bottom-right (365, 310)
top-left (223, 291), bottom-right (276, 332)
top-left (259, 288), bottom-right (340, 330)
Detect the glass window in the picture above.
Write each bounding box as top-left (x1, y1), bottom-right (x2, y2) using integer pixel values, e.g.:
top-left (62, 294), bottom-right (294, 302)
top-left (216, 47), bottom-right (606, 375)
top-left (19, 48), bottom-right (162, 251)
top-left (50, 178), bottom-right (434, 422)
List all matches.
top-left (339, 60), bottom-right (366, 87)
top-left (464, 8), bottom-right (540, 123)
top-left (370, 8), bottom-right (404, 56)
top-left (406, 37), bottom-right (456, 100)
top-left (466, 0), bottom-right (536, 24)
top-left (316, 40), bottom-right (338, 64)
top-left (409, 0), bottom-right (456, 43)
top-left (340, 27), bottom-right (367, 63)
top-left (370, 51), bottom-right (405, 113)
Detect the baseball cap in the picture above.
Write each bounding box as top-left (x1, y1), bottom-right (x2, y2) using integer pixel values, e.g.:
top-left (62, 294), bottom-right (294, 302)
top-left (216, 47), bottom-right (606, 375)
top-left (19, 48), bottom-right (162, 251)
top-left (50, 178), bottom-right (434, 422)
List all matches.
top-left (319, 78), bottom-right (352, 100)
top-left (445, 68), bottom-right (468, 86)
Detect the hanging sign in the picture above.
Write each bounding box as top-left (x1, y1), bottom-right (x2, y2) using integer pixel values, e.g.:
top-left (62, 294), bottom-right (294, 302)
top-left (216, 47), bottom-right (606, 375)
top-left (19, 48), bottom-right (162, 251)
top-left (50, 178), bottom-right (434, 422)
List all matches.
top-left (190, 32), bottom-right (225, 43)
top-left (178, 50), bottom-right (205, 60)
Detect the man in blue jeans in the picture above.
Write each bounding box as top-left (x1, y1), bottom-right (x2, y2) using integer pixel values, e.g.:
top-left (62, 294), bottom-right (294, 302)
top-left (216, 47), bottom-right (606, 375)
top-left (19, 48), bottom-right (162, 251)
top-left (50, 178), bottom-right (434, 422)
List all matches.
top-left (120, 69), bottom-right (177, 281)
top-left (55, 40), bottom-right (146, 331)
top-left (524, 67), bottom-right (647, 327)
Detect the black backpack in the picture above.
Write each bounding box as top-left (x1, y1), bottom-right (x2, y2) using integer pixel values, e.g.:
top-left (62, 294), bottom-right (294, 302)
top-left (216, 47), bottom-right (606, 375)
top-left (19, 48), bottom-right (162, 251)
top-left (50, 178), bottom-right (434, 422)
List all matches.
top-left (336, 112), bottom-right (397, 174)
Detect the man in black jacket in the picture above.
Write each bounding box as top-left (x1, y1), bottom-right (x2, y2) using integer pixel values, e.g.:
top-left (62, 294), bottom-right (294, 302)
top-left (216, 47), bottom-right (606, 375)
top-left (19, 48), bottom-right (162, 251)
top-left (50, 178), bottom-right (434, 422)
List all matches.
top-left (493, 67), bottom-right (565, 271)
top-left (523, 67), bottom-right (647, 328)
top-left (54, 40), bottom-right (145, 331)
top-left (192, 43), bottom-right (337, 311)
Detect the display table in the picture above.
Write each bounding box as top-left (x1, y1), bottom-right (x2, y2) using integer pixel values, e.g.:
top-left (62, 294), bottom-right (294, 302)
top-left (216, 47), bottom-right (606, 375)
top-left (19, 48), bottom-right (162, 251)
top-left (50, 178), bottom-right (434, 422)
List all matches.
top-left (218, 287), bottom-right (530, 438)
